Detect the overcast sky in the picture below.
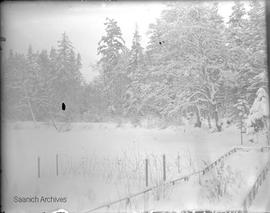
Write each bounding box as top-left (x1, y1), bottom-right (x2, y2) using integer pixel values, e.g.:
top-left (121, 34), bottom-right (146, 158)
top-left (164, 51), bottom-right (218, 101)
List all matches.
top-left (1, 1), bottom-right (235, 82)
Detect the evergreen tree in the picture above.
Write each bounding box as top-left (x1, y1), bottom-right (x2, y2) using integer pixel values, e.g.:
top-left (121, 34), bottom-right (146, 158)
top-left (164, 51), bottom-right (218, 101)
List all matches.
top-left (55, 33), bottom-right (83, 121)
top-left (246, 0), bottom-right (267, 100)
top-left (35, 49), bottom-right (55, 120)
top-left (97, 18), bottom-right (125, 75)
top-left (227, 1), bottom-right (247, 46)
top-left (225, 1), bottom-right (250, 124)
top-left (128, 24), bottom-right (144, 73)
top-left (124, 25), bottom-right (145, 120)
top-left (97, 18), bottom-right (126, 114)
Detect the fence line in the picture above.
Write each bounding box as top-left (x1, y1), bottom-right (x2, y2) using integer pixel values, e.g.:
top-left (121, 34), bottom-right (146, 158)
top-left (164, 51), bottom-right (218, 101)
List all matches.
top-left (242, 159), bottom-right (270, 212)
top-left (38, 146), bottom-right (270, 213)
top-left (82, 146), bottom-right (242, 213)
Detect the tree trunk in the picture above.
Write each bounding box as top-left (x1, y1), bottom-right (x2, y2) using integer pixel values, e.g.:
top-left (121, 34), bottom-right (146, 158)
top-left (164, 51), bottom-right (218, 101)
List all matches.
top-left (27, 97), bottom-right (37, 125)
top-left (214, 107), bottom-right (222, 132)
top-left (49, 111), bottom-right (58, 131)
top-left (23, 84), bottom-right (37, 126)
top-left (207, 114), bottom-right (212, 129)
top-left (103, 74), bottom-right (111, 112)
top-left (194, 105), bottom-right (201, 128)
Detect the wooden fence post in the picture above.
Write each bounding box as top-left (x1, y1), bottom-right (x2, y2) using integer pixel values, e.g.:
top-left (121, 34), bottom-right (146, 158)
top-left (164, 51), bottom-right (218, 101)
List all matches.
top-left (177, 153), bottom-right (180, 174)
top-left (240, 116), bottom-right (243, 145)
top-left (56, 154), bottom-right (59, 176)
top-left (145, 159), bottom-right (148, 187)
top-left (163, 154), bottom-right (166, 182)
top-left (144, 158), bottom-right (149, 212)
top-left (162, 154), bottom-right (166, 200)
top-left (37, 156), bottom-right (40, 178)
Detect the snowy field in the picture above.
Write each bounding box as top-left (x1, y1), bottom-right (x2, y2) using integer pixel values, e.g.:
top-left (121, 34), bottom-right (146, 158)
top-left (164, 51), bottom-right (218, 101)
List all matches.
top-left (2, 121), bottom-right (270, 213)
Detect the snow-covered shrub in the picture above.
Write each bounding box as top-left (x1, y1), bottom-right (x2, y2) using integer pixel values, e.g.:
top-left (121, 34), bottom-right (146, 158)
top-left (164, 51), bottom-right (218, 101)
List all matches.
top-left (246, 88), bottom-right (269, 143)
top-left (247, 88), bottom-right (269, 128)
top-left (200, 161), bottom-right (243, 202)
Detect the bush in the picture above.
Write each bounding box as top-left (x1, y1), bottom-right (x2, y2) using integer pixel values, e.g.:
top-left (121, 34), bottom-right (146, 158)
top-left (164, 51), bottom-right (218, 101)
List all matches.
top-left (200, 161), bottom-right (243, 202)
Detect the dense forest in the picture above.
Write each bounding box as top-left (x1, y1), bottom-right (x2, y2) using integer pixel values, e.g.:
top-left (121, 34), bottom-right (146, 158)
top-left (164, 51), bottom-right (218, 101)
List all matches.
top-left (2, 1), bottom-right (268, 131)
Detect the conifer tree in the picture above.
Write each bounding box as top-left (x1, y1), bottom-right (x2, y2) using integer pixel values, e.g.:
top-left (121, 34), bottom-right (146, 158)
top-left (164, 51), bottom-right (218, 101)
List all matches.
top-left (97, 18), bottom-right (126, 113)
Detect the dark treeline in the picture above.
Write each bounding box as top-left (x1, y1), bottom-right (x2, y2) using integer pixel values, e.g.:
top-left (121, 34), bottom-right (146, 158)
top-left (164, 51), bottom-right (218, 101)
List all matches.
top-left (2, 1), bottom-right (268, 131)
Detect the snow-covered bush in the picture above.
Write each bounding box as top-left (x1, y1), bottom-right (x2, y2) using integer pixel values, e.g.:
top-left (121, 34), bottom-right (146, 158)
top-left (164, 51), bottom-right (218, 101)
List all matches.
top-left (246, 88), bottom-right (269, 143)
top-left (200, 161), bottom-right (242, 202)
top-left (247, 88), bottom-right (269, 128)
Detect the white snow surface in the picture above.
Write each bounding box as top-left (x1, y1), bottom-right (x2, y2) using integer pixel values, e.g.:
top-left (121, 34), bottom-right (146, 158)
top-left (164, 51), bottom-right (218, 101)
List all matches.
top-left (249, 170), bottom-right (270, 212)
top-left (2, 121), bottom-right (270, 213)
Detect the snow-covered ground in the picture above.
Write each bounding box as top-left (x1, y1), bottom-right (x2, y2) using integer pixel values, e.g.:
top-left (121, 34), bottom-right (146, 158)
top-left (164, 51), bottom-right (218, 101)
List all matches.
top-left (146, 149), bottom-right (269, 212)
top-left (249, 171), bottom-right (270, 212)
top-left (2, 122), bottom-right (270, 213)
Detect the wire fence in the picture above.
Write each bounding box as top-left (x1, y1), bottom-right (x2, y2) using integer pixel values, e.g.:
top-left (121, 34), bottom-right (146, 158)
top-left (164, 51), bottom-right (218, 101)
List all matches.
top-left (82, 146), bottom-right (243, 213)
top-left (242, 158), bottom-right (270, 212)
top-left (38, 146), bottom-right (270, 213)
